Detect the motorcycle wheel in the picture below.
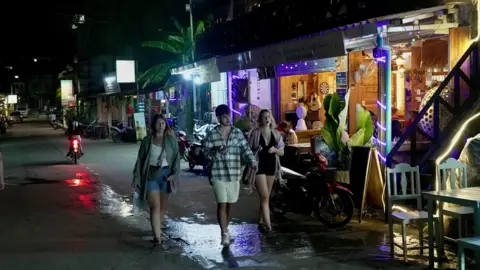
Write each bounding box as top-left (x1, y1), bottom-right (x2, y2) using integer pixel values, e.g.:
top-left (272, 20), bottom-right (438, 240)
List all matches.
top-left (112, 131), bottom-right (121, 143)
top-left (269, 184), bottom-right (288, 216)
top-left (188, 162), bottom-right (195, 170)
top-left (73, 153), bottom-right (78, 164)
top-left (316, 190), bottom-right (354, 228)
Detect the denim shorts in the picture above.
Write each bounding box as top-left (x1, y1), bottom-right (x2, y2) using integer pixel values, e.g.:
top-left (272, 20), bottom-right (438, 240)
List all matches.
top-left (147, 167), bottom-right (171, 194)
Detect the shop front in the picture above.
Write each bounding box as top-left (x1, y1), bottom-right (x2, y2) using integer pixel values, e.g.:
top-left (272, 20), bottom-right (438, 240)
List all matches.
top-left (343, 8), bottom-right (470, 164)
top-left (275, 56), bottom-right (348, 134)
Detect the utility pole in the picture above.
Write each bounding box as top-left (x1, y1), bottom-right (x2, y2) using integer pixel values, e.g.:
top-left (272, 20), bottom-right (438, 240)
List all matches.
top-left (72, 14), bottom-right (85, 118)
top-left (187, 1), bottom-right (197, 119)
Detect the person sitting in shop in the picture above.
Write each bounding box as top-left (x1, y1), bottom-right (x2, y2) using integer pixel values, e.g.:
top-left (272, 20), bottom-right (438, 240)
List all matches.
top-left (279, 121), bottom-right (298, 145)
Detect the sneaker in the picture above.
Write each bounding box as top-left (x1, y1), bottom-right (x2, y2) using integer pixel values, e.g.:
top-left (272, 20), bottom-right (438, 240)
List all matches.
top-left (221, 232), bottom-right (230, 246)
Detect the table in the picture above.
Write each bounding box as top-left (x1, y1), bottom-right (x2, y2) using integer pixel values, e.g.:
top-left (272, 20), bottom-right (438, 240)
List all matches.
top-left (423, 187), bottom-right (480, 268)
top-left (289, 143), bottom-right (311, 153)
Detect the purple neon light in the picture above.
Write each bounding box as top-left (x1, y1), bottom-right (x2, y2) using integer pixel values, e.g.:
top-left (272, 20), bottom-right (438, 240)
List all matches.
top-left (376, 57), bottom-right (386, 63)
top-left (377, 122), bottom-right (386, 131)
top-left (376, 100), bottom-right (386, 110)
top-left (377, 152), bottom-right (387, 162)
top-left (373, 137), bottom-right (386, 146)
top-left (231, 108), bottom-right (242, 115)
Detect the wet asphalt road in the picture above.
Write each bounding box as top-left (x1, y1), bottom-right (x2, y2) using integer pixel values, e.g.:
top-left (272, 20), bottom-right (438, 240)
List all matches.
top-left (0, 122), bottom-right (459, 269)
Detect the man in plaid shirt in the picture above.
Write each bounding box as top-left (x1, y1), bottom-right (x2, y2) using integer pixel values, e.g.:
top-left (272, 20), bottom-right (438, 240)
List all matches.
top-left (203, 105), bottom-right (257, 246)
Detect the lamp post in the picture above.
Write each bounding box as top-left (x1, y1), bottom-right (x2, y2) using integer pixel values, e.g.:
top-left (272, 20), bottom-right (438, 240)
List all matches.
top-left (186, 1), bottom-right (197, 119)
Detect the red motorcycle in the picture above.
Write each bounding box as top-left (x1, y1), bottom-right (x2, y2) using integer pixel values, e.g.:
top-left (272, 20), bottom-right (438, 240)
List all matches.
top-left (177, 130), bottom-right (190, 161)
top-left (270, 153), bottom-right (354, 228)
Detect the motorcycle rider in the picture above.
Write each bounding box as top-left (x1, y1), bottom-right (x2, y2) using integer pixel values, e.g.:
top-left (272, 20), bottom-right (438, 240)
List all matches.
top-left (67, 116), bottom-right (83, 156)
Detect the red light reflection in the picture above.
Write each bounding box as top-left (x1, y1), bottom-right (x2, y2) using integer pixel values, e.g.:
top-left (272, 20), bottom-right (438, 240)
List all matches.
top-left (78, 194), bottom-right (95, 210)
top-left (75, 172), bottom-right (88, 178)
top-left (65, 178), bottom-right (89, 187)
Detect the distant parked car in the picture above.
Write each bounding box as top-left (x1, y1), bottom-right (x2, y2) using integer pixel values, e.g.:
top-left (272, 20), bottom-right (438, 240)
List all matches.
top-left (17, 105), bottom-right (29, 117)
top-left (8, 111), bottom-right (23, 124)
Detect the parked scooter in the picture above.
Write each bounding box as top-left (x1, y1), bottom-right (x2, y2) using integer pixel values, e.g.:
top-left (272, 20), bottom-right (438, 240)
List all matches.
top-left (176, 130), bottom-right (190, 161)
top-left (110, 122), bottom-right (135, 143)
top-left (270, 153), bottom-right (354, 228)
top-left (186, 120), bottom-right (216, 171)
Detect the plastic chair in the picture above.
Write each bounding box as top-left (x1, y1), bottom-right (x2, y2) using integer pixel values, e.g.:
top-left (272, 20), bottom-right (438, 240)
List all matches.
top-left (386, 163), bottom-right (439, 262)
top-left (436, 158), bottom-right (472, 242)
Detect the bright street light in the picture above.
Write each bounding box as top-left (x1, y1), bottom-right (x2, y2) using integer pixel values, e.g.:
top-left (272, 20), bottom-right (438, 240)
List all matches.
top-left (33, 58), bottom-right (38, 62)
top-left (194, 75), bottom-right (202, 85)
top-left (14, 75), bottom-right (19, 79)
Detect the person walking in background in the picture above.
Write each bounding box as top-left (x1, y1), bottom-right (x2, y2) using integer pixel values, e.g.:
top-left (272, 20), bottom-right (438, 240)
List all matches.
top-left (132, 113), bottom-right (180, 247)
top-left (279, 121), bottom-right (298, 145)
top-left (245, 109), bottom-right (285, 233)
top-left (203, 105), bottom-right (257, 247)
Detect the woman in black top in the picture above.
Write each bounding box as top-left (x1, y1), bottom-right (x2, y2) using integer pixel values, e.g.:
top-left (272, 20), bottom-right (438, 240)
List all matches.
top-left (249, 109), bottom-right (284, 233)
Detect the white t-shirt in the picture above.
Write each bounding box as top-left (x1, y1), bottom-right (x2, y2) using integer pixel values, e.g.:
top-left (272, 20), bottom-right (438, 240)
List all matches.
top-left (149, 144), bottom-right (168, 167)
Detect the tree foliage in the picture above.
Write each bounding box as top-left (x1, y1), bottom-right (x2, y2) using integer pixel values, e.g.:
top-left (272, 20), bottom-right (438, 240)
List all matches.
top-left (138, 17), bottom-right (207, 89)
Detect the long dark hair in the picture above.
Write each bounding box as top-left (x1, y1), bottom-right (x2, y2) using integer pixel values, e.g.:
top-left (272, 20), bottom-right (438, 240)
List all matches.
top-left (150, 114), bottom-right (173, 137)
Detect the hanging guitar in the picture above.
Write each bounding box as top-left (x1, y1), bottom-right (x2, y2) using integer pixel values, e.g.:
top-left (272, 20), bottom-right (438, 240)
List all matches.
top-left (308, 92), bottom-right (321, 112)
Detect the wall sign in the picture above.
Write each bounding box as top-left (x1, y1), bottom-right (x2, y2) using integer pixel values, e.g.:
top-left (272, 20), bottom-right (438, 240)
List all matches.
top-left (336, 72), bottom-right (348, 86)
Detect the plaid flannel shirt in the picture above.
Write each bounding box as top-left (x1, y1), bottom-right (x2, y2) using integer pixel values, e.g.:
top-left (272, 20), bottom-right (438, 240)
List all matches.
top-left (203, 125), bottom-right (256, 182)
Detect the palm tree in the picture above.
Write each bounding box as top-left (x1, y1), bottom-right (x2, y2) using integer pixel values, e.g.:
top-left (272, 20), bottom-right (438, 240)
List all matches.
top-left (138, 17), bottom-right (206, 89)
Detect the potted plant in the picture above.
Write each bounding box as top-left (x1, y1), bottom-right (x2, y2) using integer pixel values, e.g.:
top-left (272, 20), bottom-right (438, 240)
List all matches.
top-left (321, 92), bottom-right (374, 180)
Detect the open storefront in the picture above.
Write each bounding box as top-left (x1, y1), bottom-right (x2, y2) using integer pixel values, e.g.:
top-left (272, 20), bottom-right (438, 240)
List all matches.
top-left (276, 56), bottom-right (348, 133)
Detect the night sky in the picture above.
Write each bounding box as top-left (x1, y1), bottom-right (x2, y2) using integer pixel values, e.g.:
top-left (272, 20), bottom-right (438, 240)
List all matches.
top-left (0, 0), bottom-right (228, 58)
top-left (0, 0), bottom-right (230, 91)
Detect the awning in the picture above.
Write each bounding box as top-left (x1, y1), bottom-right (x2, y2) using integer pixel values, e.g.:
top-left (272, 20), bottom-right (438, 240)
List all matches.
top-left (170, 58), bottom-right (220, 84)
top-left (216, 30), bottom-right (347, 73)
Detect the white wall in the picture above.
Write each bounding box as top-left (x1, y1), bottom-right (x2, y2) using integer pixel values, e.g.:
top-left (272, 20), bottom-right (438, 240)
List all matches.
top-left (229, 69), bottom-right (272, 111)
top-left (210, 72), bottom-right (228, 108)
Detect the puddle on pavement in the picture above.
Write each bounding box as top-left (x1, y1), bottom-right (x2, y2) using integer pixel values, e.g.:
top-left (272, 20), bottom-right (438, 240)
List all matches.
top-left (63, 178), bottom-right (463, 269)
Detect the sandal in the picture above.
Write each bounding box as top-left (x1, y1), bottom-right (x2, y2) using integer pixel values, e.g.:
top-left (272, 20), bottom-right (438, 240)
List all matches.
top-left (257, 224), bottom-right (267, 233)
top-left (153, 237), bottom-right (162, 246)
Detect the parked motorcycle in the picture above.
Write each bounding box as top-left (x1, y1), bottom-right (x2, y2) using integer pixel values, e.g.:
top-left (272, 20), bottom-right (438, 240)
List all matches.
top-left (270, 153), bottom-right (354, 228)
top-left (110, 122), bottom-right (135, 143)
top-left (176, 130), bottom-right (190, 161)
top-left (186, 120), bottom-right (215, 171)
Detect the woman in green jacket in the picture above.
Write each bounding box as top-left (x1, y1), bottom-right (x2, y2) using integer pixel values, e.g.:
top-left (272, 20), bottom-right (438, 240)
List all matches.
top-left (132, 113), bottom-right (180, 246)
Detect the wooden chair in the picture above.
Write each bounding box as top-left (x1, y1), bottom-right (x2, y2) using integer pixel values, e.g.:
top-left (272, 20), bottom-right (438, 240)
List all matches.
top-left (386, 163), bottom-right (439, 262)
top-left (436, 158), bottom-right (473, 242)
top-left (458, 237), bottom-right (480, 270)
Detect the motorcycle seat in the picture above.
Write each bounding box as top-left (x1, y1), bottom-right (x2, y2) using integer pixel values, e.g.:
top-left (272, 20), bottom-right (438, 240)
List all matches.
top-left (281, 166), bottom-right (305, 180)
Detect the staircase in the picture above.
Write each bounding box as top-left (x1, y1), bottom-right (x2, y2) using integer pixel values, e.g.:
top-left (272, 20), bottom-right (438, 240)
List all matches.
top-left (387, 41), bottom-right (480, 173)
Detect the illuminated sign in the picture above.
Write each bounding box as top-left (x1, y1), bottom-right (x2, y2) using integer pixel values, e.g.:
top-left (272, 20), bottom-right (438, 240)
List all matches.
top-left (61, 80), bottom-right (75, 106)
top-left (7, 95), bottom-right (17, 104)
top-left (116, 60), bottom-right (136, 83)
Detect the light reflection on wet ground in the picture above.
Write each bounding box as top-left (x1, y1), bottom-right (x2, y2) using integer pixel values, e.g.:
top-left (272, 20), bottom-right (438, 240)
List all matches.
top-left (68, 174), bottom-right (462, 269)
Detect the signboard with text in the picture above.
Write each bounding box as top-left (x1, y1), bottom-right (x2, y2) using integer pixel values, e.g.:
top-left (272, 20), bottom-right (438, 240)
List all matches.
top-left (103, 73), bottom-right (120, 95)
